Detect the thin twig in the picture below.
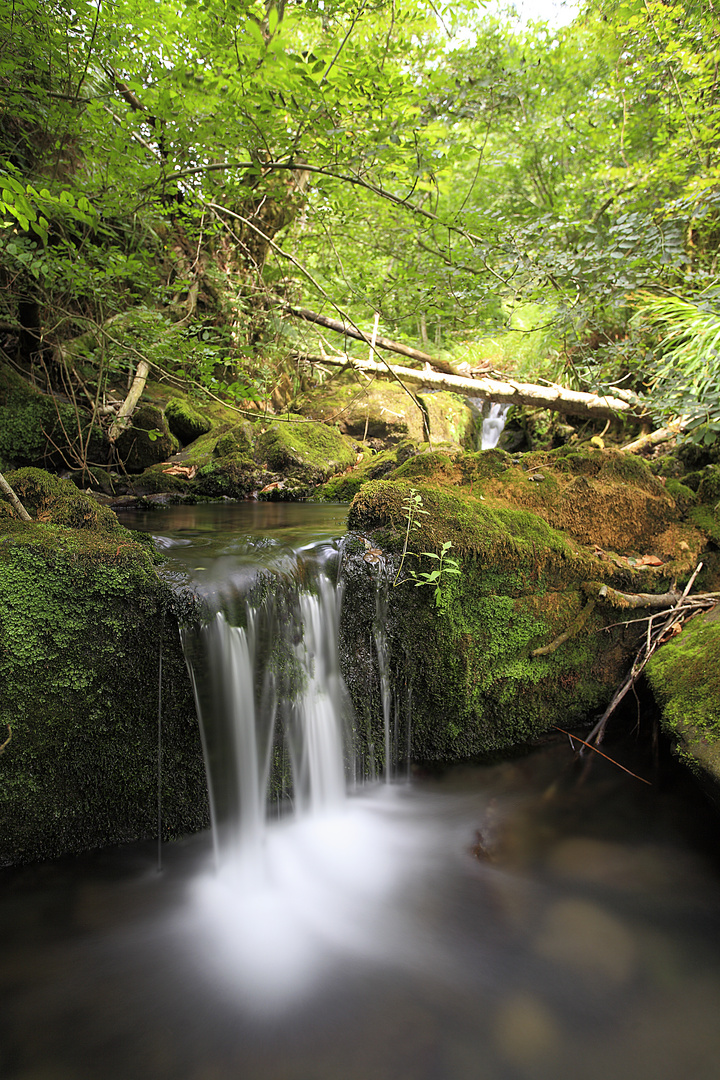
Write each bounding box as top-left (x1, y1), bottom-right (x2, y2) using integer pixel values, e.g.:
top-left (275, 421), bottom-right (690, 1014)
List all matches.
top-left (554, 727), bottom-right (651, 785)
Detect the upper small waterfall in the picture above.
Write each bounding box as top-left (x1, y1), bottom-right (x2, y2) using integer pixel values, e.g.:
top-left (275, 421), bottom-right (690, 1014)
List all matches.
top-left (480, 401), bottom-right (510, 449)
top-left (185, 553), bottom-right (354, 871)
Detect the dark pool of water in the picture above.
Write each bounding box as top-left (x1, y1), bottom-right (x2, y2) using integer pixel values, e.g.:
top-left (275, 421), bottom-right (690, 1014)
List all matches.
top-left (2, 742), bottom-right (720, 1080)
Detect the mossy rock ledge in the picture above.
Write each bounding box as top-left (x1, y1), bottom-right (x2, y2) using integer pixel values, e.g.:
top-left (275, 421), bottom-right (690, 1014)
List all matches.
top-left (133, 414), bottom-right (358, 501)
top-left (338, 447), bottom-right (717, 765)
top-left (647, 606), bottom-right (720, 802)
top-left (0, 470), bottom-right (208, 865)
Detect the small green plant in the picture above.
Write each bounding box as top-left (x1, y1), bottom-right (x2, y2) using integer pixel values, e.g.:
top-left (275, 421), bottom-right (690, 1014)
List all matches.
top-left (393, 488), bottom-right (461, 608)
top-left (408, 540), bottom-right (461, 607)
top-left (393, 487), bottom-right (428, 586)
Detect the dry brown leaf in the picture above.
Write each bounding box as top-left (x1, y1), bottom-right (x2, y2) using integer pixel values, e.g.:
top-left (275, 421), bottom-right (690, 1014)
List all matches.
top-left (162, 465), bottom-right (197, 479)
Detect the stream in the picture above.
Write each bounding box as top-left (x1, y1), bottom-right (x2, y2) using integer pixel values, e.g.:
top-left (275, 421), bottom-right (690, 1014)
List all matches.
top-left (2, 503), bottom-right (720, 1080)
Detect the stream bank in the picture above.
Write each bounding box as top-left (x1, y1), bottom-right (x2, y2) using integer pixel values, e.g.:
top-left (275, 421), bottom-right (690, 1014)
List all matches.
top-left (2, 439), bottom-right (720, 864)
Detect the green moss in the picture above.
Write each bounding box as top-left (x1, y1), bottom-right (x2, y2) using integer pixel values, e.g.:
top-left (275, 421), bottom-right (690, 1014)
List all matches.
top-left (340, 538), bottom-right (619, 765)
top-left (315, 441), bottom-right (420, 502)
top-left (255, 415), bottom-right (356, 482)
top-left (0, 363), bottom-right (105, 468)
top-left (647, 609), bottom-right (720, 789)
top-left (0, 522), bottom-right (207, 864)
top-left (340, 462), bottom-right (698, 763)
top-left (389, 450), bottom-right (461, 485)
top-left (459, 449), bottom-right (515, 483)
top-left (195, 454), bottom-right (265, 498)
top-left (4, 468), bottom-right (127, 532)
top-left (697, 464), bottom-right (720, 505)
top-left (348, 478), bottom-right (574, 565)
top-left (664, 478), bottom-right (697, 510)
top-left (214, 426), bottom-right (253, 457)
top-left (115, 404), bottom-right (180, 471)
top-left (165, 396), bottom-right (212, 444)
top-left (689, 506), bottom-right (720, 546)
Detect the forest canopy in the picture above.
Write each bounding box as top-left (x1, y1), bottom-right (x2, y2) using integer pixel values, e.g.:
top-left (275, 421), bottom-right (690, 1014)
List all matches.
top-left (1, 0), bottom-right (719, 458)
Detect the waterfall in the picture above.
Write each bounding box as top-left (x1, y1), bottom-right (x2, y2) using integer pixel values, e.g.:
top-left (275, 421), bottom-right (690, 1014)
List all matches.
top-left (186, 564), bottom-right (352, 871)
top-left (372, 566), bottom-right (393, 783)
top-left (181, 538), bottom-right (424, 1010)
top-left (480, 401), bottom-right (510, 449)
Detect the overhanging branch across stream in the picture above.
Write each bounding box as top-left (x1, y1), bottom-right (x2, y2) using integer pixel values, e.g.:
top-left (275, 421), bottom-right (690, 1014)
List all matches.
top-left (310, 352), bottom-right (646, 422)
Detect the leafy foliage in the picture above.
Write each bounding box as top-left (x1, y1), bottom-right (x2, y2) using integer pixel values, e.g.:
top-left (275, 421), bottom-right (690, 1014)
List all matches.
top-left (0, 0), bottom-right (719, 446)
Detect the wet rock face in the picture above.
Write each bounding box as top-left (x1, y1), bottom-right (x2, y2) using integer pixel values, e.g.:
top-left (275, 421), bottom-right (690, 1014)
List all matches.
top-left (115, 404), bottom-right (180, 471)
top-left (0, 472), bottom-right (208, 865)
top-left (339, 445), bottom-right (720, 767)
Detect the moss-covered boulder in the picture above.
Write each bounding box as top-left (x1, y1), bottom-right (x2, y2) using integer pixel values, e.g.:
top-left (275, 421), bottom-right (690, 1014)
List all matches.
top-left (339, 447), bottom-right (713, 765)
top-left (5, 467), bottom-right (128, 530)
top-left (0, 362), bottom-right (107, 469)
top-left (296, 378), bottom-right (427, 445)
top-left (0, 472), bottom-right (207, 864)
top-left (646, 607), bottom-right (720, 799)
top-left (295, 378), bottom-right (480, 448)
top-left (213, 421), bottom-right (254, 457)
top-left (127, 415), bottom-right (358, 502)
top-left (316, 440), bottom-right (421, 502)
top-left (254, 415), bottom-right (356, 484)
top-left (115, 404), bottom-right (180, 471)
top-left (165, 396), bottom-right (213, 445)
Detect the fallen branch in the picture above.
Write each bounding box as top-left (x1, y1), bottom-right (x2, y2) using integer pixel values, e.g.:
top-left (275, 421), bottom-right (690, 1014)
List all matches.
top-left (0, 724), bottom-right (11, 755)
top-left (586, 562), bottom-right (706, 748)
top-left (621, 418), bottom-right (688, 454)
top-left (312, 352), bottom-right (645, 422)
top-left (108, 360), bottom-right (150, 442)
top-left (588, 583), bottom-right (682, 609)
top-left (554, 726), bottom-right (651, 784)
top-left (285, 304), bottom-right (460, 377)
top-left (0, 471), bottom-right (32, 521)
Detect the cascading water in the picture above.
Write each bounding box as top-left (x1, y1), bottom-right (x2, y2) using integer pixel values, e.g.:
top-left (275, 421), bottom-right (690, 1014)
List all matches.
top-left (182, 544), bottom-right (420, 1007)
top-left (481, 401), bottom-right (511, 449)
top-left (186, 565), bottom-right (351, 871)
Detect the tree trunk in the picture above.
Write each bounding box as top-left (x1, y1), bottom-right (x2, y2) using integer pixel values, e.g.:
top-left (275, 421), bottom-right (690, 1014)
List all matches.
top-left (108, 360), bottom-right (151, 442)
top-left (0, 472), bottom-right (32, 521)
top-left (312, 352), bottom-right (644, 422)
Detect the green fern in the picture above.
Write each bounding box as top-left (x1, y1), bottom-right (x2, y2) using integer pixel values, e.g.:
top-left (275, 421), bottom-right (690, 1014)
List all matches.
top-left (632, 291), bottom-right (720, 442)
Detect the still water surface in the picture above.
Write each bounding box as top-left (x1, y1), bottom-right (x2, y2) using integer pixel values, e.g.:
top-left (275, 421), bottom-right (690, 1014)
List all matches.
top-left (2, 504), bottom-right (720, 1080)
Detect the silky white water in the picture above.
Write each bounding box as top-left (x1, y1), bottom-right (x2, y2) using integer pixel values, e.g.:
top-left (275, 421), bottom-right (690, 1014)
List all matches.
top-left (183, 555), bottom-right (423, 1009)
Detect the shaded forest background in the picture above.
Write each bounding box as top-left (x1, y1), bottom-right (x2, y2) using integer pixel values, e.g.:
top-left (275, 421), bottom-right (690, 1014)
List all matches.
top-left (1, 0), bottom-right (719, 474)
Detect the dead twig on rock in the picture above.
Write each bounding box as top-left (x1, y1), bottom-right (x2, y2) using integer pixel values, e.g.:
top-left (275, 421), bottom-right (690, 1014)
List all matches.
top-left (0, 472), bottom-right (32, 521)
top-left (586, 562), bottom-right (707, 748)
